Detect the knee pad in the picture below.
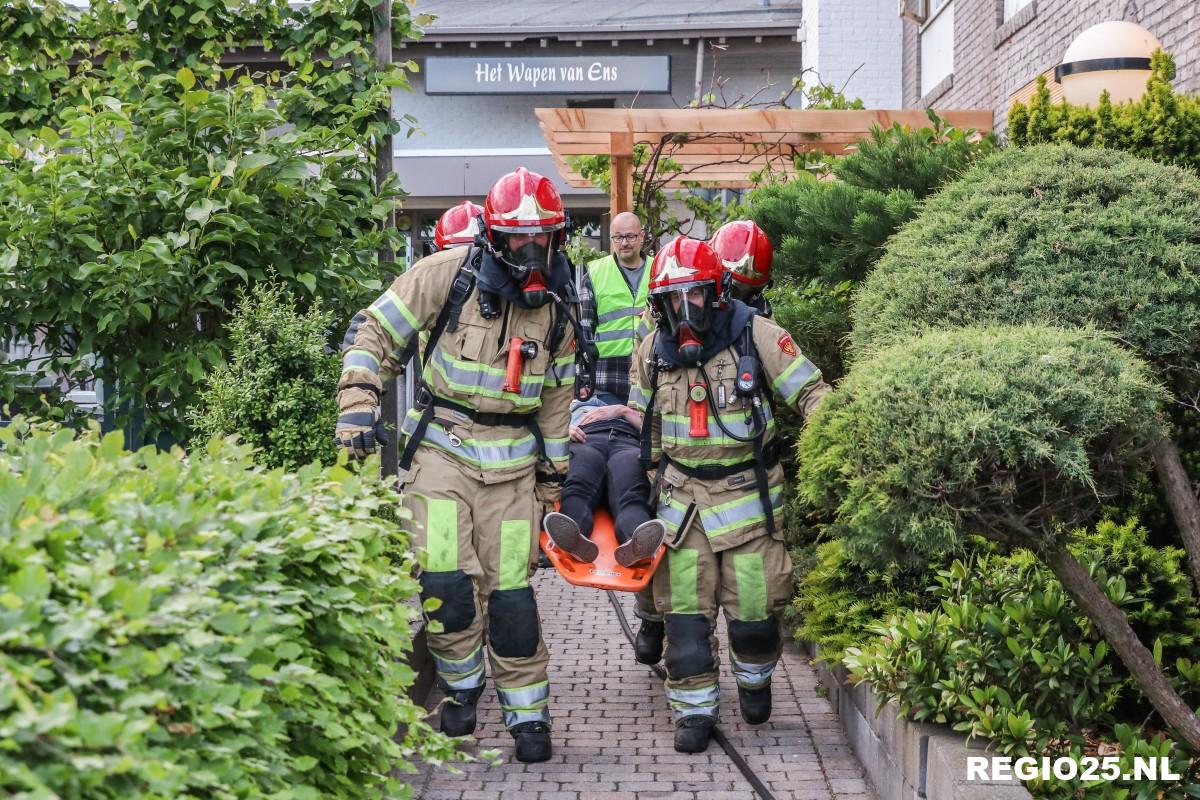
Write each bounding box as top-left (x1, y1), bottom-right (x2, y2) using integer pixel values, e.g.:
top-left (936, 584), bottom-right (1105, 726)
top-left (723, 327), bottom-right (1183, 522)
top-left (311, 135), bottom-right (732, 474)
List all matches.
top-left (664, 614), bottom-right (715, 679)
top-left (728, 617), bottom-right (780, 660)
top-left (488, 588), bottom-right (540, 658)
top-left (418, 570), bottom-right (476, 633)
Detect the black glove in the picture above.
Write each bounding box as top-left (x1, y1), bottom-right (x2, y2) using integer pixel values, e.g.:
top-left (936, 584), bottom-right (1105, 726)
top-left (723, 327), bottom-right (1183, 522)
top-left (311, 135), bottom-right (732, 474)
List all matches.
top-left (334, 410), bottom-right (391, 458)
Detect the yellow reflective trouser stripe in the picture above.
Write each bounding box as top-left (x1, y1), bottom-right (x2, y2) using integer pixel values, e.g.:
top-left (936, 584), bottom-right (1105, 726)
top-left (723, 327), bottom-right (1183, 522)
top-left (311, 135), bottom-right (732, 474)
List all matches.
top-left (730, 658), bottom-right (774, 689)
top-left (499, 519), bottom-right (531, 590)
top-left (423, 497), bottom-right (458, 572)
top-left (497, 681), bottom-right (551, 728)
top-left (668, 548), bottom-right (699, 614)
top-left (432, 646), bottom-right (485, 690)
top-left (733, 553), bottom-right (767, 621)
top-left (668, 685), bottom-right (720, 720)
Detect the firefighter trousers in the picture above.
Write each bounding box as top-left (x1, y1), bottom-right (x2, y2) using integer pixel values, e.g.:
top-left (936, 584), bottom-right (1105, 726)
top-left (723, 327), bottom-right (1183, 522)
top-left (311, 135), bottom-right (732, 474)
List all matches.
top-left (402, 444), bottom-right (550, 730)
top-left (650, 521), bottom-right (792, 722)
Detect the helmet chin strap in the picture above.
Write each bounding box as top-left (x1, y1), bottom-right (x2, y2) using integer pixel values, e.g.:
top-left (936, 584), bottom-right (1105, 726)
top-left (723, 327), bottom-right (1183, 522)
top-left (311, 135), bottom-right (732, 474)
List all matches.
top-left (678, 321), bottom-right (703, 364)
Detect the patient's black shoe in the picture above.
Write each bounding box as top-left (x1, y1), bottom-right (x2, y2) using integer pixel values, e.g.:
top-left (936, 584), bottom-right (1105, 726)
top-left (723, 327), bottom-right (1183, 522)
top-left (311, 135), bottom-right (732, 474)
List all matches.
top-left (543, 511), bottom-right (598, 563)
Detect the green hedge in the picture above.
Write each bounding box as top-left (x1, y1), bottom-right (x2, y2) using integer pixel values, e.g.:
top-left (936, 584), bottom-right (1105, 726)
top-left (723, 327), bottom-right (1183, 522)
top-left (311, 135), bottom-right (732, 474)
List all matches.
top-left (850, 145), bottom-right (1200, 382)
top-left (845, 517), bottom-right (1200, 797)
top-left (0, 421), bottom-right (460, 799)
top-left (797, 325), bottom-right (1166, 569)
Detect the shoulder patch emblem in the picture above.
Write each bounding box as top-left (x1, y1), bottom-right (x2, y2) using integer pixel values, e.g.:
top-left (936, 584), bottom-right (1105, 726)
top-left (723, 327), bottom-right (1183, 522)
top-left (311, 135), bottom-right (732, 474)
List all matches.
top-left (777, 333), bottom-right (797, 357)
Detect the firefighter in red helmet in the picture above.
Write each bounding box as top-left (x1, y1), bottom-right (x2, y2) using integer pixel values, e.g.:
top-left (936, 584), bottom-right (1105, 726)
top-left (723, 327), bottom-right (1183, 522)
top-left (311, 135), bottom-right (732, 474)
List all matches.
top-left (434, 200), bottom-right (485, 250)
top-left (335, 167), bottom-right (579, 763)
top-left (709, 219), bottom-right (774, 317)
top-left (631, 236), bottom-right (830, 753)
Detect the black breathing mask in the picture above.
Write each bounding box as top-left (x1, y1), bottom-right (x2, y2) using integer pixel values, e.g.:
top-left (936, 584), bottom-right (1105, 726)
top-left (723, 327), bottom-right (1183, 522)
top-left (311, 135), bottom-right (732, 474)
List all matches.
top-left (500, 236), bottom-right (553, 307)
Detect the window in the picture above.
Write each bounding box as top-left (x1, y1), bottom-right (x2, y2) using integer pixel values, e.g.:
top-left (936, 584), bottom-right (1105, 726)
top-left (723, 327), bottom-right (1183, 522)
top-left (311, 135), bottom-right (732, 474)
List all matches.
top-left (920, 0), bottom-right (954, 98)
top-left (567, 98), bottom-right (616, 109)
top-left (1002, 0), bottom-right (1033, 22)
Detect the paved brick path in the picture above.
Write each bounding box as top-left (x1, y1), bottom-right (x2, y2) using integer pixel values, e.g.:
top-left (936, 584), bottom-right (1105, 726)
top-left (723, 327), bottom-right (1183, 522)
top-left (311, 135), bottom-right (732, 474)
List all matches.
top-left (410, 569), bottom-right (876, 800)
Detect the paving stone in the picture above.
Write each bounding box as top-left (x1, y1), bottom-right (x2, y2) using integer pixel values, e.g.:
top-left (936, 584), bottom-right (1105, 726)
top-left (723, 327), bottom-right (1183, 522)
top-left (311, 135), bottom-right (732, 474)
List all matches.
top-left (411, 571), bottom-right (877, 799)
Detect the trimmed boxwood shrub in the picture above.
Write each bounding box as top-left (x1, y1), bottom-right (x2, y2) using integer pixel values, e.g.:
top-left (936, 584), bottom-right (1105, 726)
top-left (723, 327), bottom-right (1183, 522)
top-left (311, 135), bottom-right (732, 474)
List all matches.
top-left (850, 144), bottom-right (1200, 381)
top-left (798, 325), bottom-right (1167, 569)
top-left (0, 421), bottom-right (461, 799)
top-left (797, 324), bottom-right (1200, 752)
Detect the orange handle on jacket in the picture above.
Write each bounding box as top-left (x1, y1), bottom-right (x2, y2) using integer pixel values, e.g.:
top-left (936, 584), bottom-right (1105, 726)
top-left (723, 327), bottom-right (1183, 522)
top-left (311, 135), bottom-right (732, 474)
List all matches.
top-left (503, 336), bottom-right (524, 393)
top-left (688, 382), bottom-right (709, 437)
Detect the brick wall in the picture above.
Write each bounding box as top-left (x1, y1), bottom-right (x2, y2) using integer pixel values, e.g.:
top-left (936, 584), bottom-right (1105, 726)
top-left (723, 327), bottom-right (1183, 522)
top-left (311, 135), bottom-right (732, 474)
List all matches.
top-left (814, 0), bottom-right (903, 107)
top-left (901, 0), bottom-right (1199, 133)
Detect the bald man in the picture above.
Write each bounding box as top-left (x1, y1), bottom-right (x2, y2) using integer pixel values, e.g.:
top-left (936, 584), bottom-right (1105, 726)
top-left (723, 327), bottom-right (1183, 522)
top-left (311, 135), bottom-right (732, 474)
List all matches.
top-left (544, 213), bottom-right (666, 645)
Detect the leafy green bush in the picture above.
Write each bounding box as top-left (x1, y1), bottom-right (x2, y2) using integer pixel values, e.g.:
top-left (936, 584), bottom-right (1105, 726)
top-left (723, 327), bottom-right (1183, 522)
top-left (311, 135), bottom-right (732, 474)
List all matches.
top-left (0, 0), bottom-right (419, 442)
top-left (0, 420), bottom-right (461, 798)
top-left (798, 325), bottom-right (1166, 569)
top-left (192, 284), bottom-right (339, 470)
top-left (1009, 51), bottom-right (1200, 172)
top-left (791, 539), bottom-right (946, 663)
top-left (844, 517), bottom-right (1200, 797)
top-left (746, 116), bottom-right (993, 385)
top-left (850, 144), bottom-right (1200, 383)
top-left (750, 115), bottom-right (995, 288)
top-left (0, 72), bottom-right (398, 442)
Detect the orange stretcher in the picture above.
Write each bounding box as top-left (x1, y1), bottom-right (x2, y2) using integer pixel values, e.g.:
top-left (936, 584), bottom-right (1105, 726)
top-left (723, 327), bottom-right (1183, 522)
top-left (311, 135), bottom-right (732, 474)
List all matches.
top-left (539, 507), bottom-right (666, 592)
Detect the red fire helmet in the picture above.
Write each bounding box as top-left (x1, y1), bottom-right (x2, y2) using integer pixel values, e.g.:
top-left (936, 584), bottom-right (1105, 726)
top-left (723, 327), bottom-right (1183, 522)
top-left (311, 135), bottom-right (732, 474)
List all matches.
top-left (648, 236), bottom-right (725, 336)
top-left (709, 220), bottom-right (773, 290)
top-left (434, 201), bottom-right (484, 250)
top-left (648, 236), bottom-right (724, 294)
top-left (483, 167), bottom-right (565, 241)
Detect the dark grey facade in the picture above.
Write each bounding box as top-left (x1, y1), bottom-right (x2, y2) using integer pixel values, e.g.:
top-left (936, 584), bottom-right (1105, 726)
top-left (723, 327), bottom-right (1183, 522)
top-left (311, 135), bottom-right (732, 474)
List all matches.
top-left (393, 1), bottom-right (808, 249)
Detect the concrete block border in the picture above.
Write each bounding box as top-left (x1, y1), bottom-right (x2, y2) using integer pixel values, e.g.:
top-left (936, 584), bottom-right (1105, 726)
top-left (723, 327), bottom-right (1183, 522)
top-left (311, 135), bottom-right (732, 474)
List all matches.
top-left (801, 642), bottom-right (1033, 800)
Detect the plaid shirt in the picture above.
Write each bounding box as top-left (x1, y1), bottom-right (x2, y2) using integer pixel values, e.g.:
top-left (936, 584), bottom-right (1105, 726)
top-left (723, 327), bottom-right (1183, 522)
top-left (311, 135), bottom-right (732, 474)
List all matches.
top-left (574, 266), bottom-right (637, 402)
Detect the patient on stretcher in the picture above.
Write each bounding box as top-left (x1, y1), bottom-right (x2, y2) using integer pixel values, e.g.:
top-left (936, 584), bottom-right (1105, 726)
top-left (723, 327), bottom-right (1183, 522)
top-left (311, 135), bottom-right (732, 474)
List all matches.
top-left (543, 394), bottom-right (666, 568)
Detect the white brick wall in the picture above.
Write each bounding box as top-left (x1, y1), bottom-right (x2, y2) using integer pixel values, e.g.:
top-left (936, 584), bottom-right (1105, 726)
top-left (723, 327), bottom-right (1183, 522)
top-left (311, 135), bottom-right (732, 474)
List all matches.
top-left (807, 0), bottom-right (903, 107)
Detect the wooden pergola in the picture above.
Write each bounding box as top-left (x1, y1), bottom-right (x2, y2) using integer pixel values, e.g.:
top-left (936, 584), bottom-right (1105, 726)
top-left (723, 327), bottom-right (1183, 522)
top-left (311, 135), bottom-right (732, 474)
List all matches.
top-left (536, 108), bottom-right (994, 219)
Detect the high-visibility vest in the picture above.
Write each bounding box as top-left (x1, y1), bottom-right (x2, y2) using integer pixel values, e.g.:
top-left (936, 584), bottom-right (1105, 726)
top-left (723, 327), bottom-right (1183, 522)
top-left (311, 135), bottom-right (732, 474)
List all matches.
top-left (587, 254), bottom-right (651, 359)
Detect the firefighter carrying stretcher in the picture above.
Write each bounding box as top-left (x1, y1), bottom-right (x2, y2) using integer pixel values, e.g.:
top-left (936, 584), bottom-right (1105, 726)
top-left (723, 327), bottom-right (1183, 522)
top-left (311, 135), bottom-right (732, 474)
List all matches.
top-left (632, 235), bottom-right (831, 754)
top-left (334, 167), bottom-right (579, 764)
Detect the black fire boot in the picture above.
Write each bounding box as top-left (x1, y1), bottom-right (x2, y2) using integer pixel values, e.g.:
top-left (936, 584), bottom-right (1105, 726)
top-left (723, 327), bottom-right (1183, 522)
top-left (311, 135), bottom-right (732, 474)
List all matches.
top-left (543, 511), bottom-right (598, 563)
top-left (439, 685), bottom-right (484, 737)
top-left (738, 685), bottom-right (772, 724)
top-left (634, 619), bottom-right (665, 665)
top-left (674, 715), bottom-right (715, 753)
top-left (511, 721), bottom-right (552, 763)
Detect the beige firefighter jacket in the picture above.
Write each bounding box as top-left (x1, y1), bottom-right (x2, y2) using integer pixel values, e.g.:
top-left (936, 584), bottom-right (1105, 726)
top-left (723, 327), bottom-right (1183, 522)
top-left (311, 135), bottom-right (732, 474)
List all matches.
top-left (338, 246), bottom-right (576, 486)
top-left (629, 314), bottom-right (829, 552)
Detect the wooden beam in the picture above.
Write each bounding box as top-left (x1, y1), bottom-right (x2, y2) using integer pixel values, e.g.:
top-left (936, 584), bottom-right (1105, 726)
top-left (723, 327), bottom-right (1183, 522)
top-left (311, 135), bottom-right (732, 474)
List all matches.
top-left (537, 108), bottom-right (994, 135)
top-left (609, 131), bottom-right (634, 219)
